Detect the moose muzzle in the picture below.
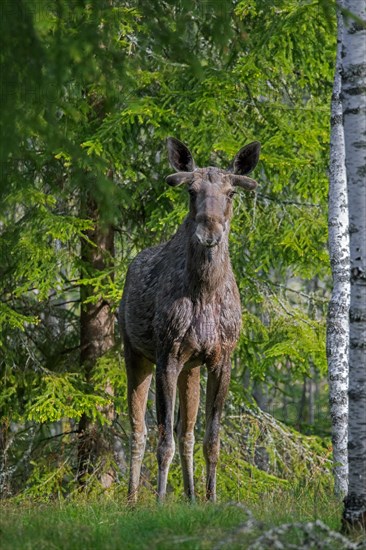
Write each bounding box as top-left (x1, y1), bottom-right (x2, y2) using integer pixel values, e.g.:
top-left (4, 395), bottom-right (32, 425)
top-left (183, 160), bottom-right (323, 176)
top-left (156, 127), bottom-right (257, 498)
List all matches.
top-left (195, 217), bottom-right (226, 248)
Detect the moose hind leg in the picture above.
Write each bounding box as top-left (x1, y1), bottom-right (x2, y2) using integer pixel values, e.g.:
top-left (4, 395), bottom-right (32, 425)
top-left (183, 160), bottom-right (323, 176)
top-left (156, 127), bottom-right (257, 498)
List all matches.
top-left (177, 366), bottom-right (200, 501)
top-left (125, 347), bottom-right (153, 504)
top-left (203, 362), bottom-right (231, 502)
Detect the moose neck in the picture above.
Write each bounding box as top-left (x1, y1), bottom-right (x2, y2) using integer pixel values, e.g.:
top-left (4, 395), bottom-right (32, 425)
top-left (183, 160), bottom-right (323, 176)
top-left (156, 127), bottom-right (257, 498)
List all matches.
top-left (184, 217), bottom-right (231, 300)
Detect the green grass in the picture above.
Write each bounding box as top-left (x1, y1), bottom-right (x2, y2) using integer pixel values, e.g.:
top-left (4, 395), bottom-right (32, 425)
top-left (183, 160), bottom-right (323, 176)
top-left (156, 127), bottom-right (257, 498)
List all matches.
top-left (0, 488), bottom-right (348, 550)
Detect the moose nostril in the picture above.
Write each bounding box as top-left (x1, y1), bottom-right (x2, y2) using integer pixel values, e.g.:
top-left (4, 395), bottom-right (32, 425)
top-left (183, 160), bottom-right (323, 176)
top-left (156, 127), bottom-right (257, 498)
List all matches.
top-left (205, 235), bottom-right (221, 247)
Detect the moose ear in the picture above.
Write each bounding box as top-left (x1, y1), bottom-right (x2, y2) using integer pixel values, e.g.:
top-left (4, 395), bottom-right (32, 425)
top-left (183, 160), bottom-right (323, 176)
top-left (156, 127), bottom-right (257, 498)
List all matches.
top-left (230, 174), bottom-right (258, 191)
top-left (167, 137), bottom-right (196, 172)
top-left (231, 141), bottom-right (261, 175)
top-left (166, 172), bottom-right (194, 187)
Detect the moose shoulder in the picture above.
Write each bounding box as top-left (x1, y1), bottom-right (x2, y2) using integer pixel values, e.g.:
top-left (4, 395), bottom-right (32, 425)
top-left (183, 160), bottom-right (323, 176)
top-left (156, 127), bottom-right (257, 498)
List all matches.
top-left (119, 137), bottom-right (261, 503)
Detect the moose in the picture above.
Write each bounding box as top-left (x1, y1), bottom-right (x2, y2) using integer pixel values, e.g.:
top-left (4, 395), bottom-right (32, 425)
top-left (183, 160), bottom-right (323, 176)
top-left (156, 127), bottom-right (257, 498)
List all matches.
top-left (119, 137), bottom-right (261, 502)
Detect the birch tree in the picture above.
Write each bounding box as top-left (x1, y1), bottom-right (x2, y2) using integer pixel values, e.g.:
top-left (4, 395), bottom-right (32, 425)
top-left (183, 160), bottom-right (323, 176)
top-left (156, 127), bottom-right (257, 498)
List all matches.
top-left (341, 0), bottom-right (366, 532)
top-left (327, 1), bottom-right (349, 498)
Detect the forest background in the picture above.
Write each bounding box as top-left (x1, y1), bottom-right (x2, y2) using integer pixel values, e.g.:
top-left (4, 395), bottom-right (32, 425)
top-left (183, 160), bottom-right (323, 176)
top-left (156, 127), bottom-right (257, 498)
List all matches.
top-left (0, 0), bottom-right (339, 507)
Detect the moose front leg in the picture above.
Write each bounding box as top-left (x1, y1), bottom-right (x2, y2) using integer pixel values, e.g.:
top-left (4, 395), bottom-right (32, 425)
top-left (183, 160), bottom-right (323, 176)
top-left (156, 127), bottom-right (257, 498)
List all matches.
top-left (203, 361), bottom-right (231, 502)
top-left (156, 358), bottom-right (181, 502)
top-left (177, 366), bottom-right (201, 501)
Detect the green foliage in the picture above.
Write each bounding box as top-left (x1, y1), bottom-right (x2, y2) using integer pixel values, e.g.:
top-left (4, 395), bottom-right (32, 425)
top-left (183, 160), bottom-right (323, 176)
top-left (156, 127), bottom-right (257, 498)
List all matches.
top-left (264, 315), bottom-right (326, 373)
top-left (91, 350), bottom-right (127, 413)
top-left (25, 373), bottom-right (110, 424)
top-left (22, 460), bottom-right (74, 502)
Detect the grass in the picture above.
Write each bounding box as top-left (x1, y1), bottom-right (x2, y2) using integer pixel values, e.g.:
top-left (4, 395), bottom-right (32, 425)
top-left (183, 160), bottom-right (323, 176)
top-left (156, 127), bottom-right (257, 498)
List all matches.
top-left (0, 488), bottom-right (349, 550)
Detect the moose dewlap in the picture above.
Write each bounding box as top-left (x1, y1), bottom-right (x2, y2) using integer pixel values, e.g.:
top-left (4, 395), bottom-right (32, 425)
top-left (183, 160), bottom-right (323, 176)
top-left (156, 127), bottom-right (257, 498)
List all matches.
top-left (119, 137), bottom-right (261, 502)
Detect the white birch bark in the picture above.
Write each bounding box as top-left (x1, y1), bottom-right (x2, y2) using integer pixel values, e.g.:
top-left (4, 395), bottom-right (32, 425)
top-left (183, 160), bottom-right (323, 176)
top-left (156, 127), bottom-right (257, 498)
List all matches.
top-left (341, 0), bottom-right (366, 531)
top-left (326, 1), bottom-right (350, 498)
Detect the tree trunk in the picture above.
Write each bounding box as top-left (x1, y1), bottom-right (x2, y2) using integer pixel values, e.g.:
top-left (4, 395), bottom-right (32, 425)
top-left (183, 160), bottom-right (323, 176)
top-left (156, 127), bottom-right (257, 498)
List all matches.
top-left (0, 421), bottom-right (11, 498)
top-left (308, 366), bottom-right (315, 427)
top-left (252, 380), bottom-right (268, 412)
top-left (297, 377), bottom-right (307, 428)
top-left (327, 0), bottom-right (350, 498)
top-left (341, 0), bottom-right (366, 532)
top-left (78, 192), bottom-right (116, 488)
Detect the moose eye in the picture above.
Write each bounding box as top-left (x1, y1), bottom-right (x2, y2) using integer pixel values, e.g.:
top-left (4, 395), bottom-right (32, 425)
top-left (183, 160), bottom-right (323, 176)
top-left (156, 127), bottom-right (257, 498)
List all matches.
top-left (227, 190), bottom-right (236, 200)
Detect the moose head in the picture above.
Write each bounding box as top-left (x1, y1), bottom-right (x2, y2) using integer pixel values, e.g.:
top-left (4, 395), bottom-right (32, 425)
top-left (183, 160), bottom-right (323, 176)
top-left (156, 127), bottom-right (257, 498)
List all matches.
top-left (166, 137), bottom-right (261, 248)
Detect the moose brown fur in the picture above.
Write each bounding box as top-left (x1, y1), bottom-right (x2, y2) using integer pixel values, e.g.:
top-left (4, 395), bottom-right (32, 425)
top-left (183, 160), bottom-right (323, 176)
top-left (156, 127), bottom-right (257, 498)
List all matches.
top-left (119, 137), bottom-right (261, 502)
